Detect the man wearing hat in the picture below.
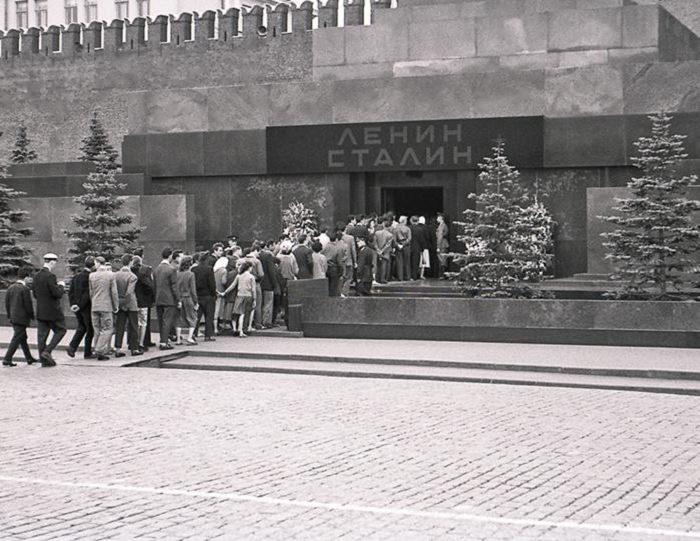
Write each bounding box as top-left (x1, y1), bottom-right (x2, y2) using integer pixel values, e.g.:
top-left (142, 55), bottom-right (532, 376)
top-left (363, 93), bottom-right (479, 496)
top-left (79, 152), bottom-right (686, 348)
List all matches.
top-left (32, 253), bottom-right (67, 366)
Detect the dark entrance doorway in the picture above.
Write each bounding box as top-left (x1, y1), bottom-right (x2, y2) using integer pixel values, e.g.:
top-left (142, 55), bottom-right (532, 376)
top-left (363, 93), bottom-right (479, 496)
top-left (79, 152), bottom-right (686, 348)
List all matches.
top-left (381, 187), bottom-right (444, 218)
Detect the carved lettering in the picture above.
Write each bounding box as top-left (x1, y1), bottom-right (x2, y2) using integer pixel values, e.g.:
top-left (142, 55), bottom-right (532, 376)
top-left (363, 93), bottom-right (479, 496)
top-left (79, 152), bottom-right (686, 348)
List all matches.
top-left (364, 127), bottom-right (381, 145)
top-left (443, 124), bottom-right (462, 143)
top-left (351, 149), bottom-right (370, 167)
top-left (390, 126), bottom-right (408, 145)
top-left (338, 128), bottom-right (359, 146)
top-left (453, 146), bottom-right (472, 165)
top-left (374, 149), bottom-right (394, 167)
top-left (416, 125), bottom-right (435, 144)
top-left (399, 147), bottom-right (420, 167)
top-left (328, 150), bottom-right (345, 167)
top-left (425, 147), bottom-right (445, 166)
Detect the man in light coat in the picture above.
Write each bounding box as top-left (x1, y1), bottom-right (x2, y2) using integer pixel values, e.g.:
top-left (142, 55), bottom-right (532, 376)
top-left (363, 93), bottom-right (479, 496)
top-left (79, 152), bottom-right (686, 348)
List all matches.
top-left (89, 257), bottom-right (119, 361)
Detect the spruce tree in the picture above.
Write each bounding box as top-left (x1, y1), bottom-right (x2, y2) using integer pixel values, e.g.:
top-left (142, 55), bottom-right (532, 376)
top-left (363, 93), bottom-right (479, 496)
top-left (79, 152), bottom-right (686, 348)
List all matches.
top-left (451, 141), bottom-right (554, 298)
top-left (10, 122), bottom-right (38, 165)
top-left (64, 153), bottom-right (142, 271)
top-left (0, 158), bottom-right (33, 286)
top-left (600, 113), bottom-right (700, 299)
top-left (282, 201), bottom-right (319, 240)
top-left (79, 112), bottom-right (120, 172)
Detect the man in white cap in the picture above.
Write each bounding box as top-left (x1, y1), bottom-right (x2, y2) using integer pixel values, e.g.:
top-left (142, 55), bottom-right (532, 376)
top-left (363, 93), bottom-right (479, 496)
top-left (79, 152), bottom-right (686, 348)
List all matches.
top-left (32, 253), bottom-right (67, 366)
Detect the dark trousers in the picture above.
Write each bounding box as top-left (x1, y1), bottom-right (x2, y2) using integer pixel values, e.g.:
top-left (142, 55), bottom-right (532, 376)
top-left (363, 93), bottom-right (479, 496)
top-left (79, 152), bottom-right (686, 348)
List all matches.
top-left (156, 305), bottom-right (178, 345)
top-left (195, 296), bottom-right (215, 338)
top-left (115, 310), bottom-right (139, 351)
top-left (4, 324), bottom-right (33, 361)
top-left (356, 281), bottom-right (372, 296)
top-left (327, 268), bottom-right (341, 297)
top-left (69, 308), bottom-right (93, 357)
top-left (411, 249), bottom-right (422, 280)
top-left (396, 246), bottom-right (411, 281)
top-left (37, 319), bottom-right (67, 356)
top-left (272, 290), bottom-right (282, 324)
top-left (144, 306), bottom-right (154, 346)
top-left (377, 258), bottom-right (390, 283)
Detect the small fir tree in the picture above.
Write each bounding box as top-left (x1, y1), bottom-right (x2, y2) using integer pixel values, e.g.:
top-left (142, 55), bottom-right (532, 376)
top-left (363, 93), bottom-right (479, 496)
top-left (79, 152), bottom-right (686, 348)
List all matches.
top-left (79, 112), bottom-right (120, 172)
top-left (0, 158), bottom-right (33, 286)
top-left (64, 153), bottom-right (142, 271)
top-left (282, 201), bottom-right (319, 240)
top-left (451, 141), bottom-right (554, 298)
top-left (599, 113), bottom-right (700, 299)
top-left (10, 121), bottom-right (38, 164)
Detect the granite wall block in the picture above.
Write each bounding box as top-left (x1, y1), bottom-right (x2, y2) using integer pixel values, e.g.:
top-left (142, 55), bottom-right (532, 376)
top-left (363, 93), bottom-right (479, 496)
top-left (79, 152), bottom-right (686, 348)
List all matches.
top-left (476, 15), bottom-right (547, 57)
top-left (546, 64), bottom-right (624, 117)
top-left (313, 27), bottom-right (345, 66)
top-left (344, 24), bottom-right (409, 65)
top-left (548, 8), bottom-right (623, 51)
top-left (622, 5), bottom-right (659, 49)
top-left (408, 18), bottom-right (476, 61)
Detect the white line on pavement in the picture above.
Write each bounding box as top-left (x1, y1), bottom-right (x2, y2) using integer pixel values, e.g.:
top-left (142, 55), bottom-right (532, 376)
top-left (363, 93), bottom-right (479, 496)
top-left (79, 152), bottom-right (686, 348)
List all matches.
top-left (0, 474), bottom-right (698, 538)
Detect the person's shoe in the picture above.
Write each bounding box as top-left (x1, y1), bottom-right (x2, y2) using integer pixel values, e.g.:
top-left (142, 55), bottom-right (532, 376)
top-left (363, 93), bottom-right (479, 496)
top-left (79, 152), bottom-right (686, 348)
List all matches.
top-left (139, 346), bottom-right (149, 353)
top-left (204, 337), bottom-right (216, 342)
top-left (3, 360), bottom-right (17, 367)
top-left (40, 352), bottom-right (56, 367)
top-left (114, 351), bottom-right (126, 358)
top-left (66, 346), bottom-right (76, 358)
top-left (144, 342), bottom-right (156, 348)
top-left (25, 357), bottom-right (38, 365)
top-left (185, 339), bottom-right (198, 346)
top-left (96, 354), bottom-right (110, 361)
top-left (84, 354), bottom-right (95, 360)
top-left (159, 344), bottom-right (174, 351)
top-left (130, 350), bottom-right (144, 356)
top-left (239, 332), bottom-right (248, 338)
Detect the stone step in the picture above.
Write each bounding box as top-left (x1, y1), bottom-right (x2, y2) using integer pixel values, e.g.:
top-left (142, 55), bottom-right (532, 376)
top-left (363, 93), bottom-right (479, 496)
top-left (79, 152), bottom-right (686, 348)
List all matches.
top-left (150, 354), bottom-right (700, 396)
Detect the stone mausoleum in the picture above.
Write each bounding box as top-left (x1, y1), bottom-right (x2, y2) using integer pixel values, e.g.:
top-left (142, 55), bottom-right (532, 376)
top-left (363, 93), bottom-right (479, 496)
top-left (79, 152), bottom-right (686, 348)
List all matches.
top-left (1, 0), bottom-right (700, 276)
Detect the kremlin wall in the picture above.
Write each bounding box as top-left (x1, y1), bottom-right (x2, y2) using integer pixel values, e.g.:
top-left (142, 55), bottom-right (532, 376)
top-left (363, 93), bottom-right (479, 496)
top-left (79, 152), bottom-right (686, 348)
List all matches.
top-left (2, 0), bottom-right (700, 277)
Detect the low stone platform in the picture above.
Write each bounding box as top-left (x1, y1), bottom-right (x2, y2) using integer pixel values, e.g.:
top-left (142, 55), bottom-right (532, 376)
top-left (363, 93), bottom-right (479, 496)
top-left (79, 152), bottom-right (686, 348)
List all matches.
top-left (3, 327), bottom-right (699, 395)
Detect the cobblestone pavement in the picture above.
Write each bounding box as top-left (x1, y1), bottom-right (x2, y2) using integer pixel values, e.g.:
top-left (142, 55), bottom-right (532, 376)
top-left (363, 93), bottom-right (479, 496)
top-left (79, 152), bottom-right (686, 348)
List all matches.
top-left (1, 365), bottom-right (700, 540)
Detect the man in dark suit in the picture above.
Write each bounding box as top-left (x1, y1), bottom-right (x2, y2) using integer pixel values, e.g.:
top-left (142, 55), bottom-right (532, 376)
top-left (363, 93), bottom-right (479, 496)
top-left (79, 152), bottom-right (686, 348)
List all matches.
top-left (131, 253), bottom-right (154, 350)
top-left (67, 256), bottom-right (95, 359)
top-left (192, 251), bottom-right (217, 341)
top-left (259, 240), bottom-right (280, 328)
top-left (293, 234), bottom-right (314, 280)
top-left (153, 247), bottom-right (181, 350)
top-left (355, 237), bottom-right (374, 296)
top-left (33, 253), bottom-right (67, 367)
top-left (3, 267), bottom-right (38, 366)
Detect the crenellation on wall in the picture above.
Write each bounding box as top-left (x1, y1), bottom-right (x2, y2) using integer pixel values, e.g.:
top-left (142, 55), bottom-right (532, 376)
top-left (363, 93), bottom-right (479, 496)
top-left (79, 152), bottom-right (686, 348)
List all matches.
top-left (125, 18), bottom-right (146, 51)
top-left (148, 15), bottom-right (169, 45)
top-left (62, 24), bottom-right (82, 56)
top-left (218, 8), bottom-right (240, 41)
top-left (242, 6), bottom-right (265, 41)
top-left (194, 11), bottom-right (217, 44)
top-left (292, 2), bottom-right (314, 32)
top-left (1, 29), bottom-right (19, 59)
top-left (21, 27), bottom-right (40, 55)
top-left (170, 13), bottom-right (193, 46)
top-left (267, 5), bottom-right (289, 38)
top-left (344, 0), bottom-right (366, 26)
top-left (319, 0), bottom-right (339, 28)
top-left (41, 26), bottom-right (60, 56)
top-left (103, 20), bottom-right (125, 53)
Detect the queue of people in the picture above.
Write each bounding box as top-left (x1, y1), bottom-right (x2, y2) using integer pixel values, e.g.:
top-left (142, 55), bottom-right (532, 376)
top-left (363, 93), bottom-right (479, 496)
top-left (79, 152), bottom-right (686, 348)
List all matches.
top-left (2, 211), bottom-right (449, 366)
